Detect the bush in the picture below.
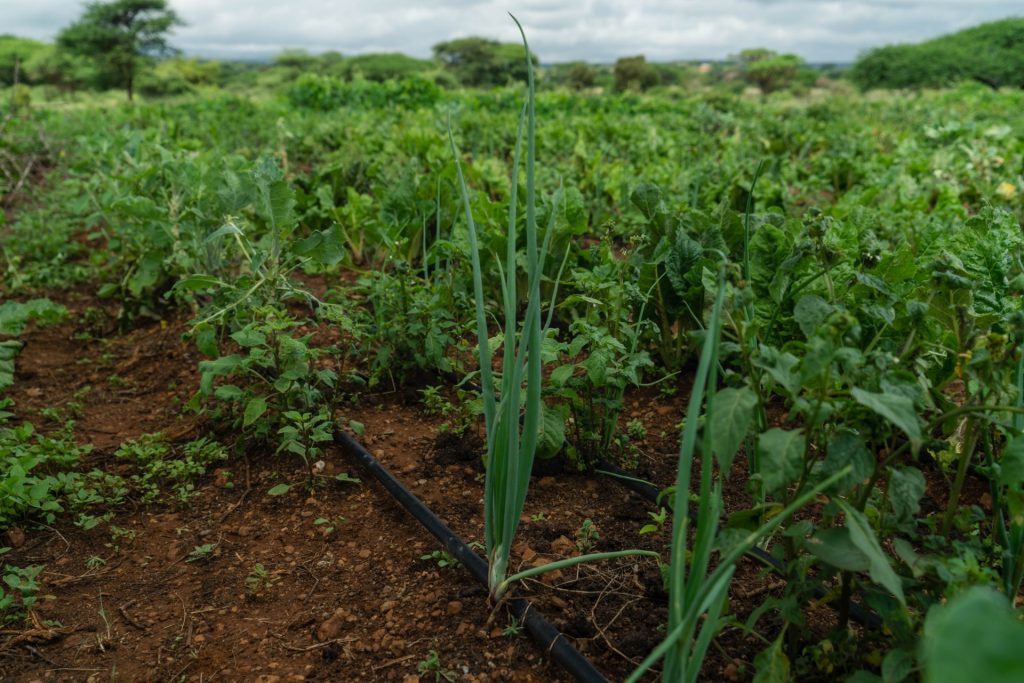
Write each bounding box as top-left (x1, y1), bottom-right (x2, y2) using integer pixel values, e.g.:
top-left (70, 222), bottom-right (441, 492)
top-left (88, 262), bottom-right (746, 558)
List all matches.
top-left (613, 55), bottom-right (659, 92)
top-left (138, 58), bottom-right (221, 96)
top-left (287, 73), bottom-right (441, 110)
top-left (849, 18), bottom-right (1024, 91)
top-left (341, 53), bottom-right (434, 82)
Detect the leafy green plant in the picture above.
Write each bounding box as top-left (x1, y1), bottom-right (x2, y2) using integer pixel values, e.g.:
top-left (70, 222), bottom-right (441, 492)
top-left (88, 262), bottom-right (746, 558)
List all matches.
top-left (421, 549), bottom-right (460, 571)
top-left (575, 519), bottom-right (600, 553)
top-left (0, 556), bottom-right (44, 624)
top-left (186, 543), bottom-right (216, 563)
top-left (115, 434), bottom-right (227, 504)
top-left (451, 18), bottom-right (657, 601)
top-left (417, 649), bottom-right (457, 682)
top-left (244, 562), bottom-right (277, 598)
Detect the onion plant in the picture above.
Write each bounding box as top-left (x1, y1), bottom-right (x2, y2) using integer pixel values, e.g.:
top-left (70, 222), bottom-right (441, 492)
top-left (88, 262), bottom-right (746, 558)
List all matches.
top-left (628, 271), bottom-right (851, 683)
top-left (450, 17), bottom-right (656, 602)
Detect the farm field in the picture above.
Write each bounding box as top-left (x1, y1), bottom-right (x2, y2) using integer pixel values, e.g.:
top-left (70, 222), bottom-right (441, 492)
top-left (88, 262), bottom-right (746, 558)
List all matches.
top-left (3, 49), bottom-right (1024, 682)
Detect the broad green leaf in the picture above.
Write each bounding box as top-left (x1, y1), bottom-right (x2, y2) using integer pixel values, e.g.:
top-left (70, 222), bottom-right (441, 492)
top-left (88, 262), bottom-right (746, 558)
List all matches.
top-left (805, 527), bottom-right (870, 572)
top-left (214, 385), bottom-right (244, 401)
top-left (243, 397), bottom-right (268, 428)
top-left (231, 327), bottom-right (266, 348)
top-left (753, 345), bottom-right (801, 397)
top-left (922, 587), bottom-right (1024, 683)
top-left (793, 295), bottom-right (834, 338)
top-left (192, 323), bottom-right (219, 357)
top-left (822, 429), bottom-right (873, 493)
top-left (851, 387), bottom-right (922, 446)
top-left (549, 364), bottom-right (576, 387)
top-left (837, 501), bottom-right (905, 606)
top-left (758, 428), bottom-right (805, 494)
top-left (753, 632), bottom-right (791, 683)
top-left (710, 387), bottom-right (757, 472)
top-left (882, 649), bottom-right (913, 683)
top-left (888, 467), bottom-right (925, 525)
top-left (267, 484), bottom-right (290, 496)
top-left (536, 405), bottom-right (565, 460)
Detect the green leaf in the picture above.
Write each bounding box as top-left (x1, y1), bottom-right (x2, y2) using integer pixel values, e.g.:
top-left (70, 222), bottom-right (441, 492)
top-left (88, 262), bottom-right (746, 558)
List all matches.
top-left (753, 345), bottom-right (801, 397)
top-left (822, 429), bottom-right (873, 493)
top-left (549, 364), bottom-right (575, 387)
top-left (753, 632), bottom-right (791, 683)
top-left (267, 484), bottom-right (290, 496)
top-left (882, 649), bottom-right (913, 683)
top-left (536, 405), bottom-right (565, 460)
top-left (710, 387), bottom-right (757, 473)
top-left (836, 501), bottom-right (905, 605)
top-left (243, 397), bottom-right (268, 428)
top-left (793, 295), bottom-right (834, 338)
top-left (214, 385), bottom-right (244, 401)
top-left (335, 473), bottom-right (361, 485)
top-left (231, 328), bottom-right (266, 348)
top-left (758, 428), bottom-right (805, 494)
top-left (175, 274), bottom-right (221, 291)
top-left (348, 420), bottom-right (365, 435)
top-left (851, 387), bottom-right (922, 447)
top-left (805, 527), bottom-right (870, 572)
top-left (193, 324), bottom-right (219, 357)
top-left (922, 587), bottom-right (1024, 683)
top-left (1000, 435), bottom-right (1024, 488)
top-left (888, 467), bottom-right (925, 525)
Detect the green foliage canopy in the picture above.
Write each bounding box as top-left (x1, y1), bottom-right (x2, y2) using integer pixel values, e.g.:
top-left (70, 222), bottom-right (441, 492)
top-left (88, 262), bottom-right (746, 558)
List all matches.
top-left (57, 0), bottom-right (182, 100)
top-left (432, 37), bottom-right (538, 87)
top-left (613, 55), bottom-right (659, 92)
top-left (849, 18), bottom-right (1024, 90)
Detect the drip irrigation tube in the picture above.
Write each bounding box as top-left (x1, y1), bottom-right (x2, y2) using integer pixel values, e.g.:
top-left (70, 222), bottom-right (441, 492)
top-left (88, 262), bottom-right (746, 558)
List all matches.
top-left (333, 430), bottom-right (610, 683)
top-left (595, 460), bottom-right (884, 629)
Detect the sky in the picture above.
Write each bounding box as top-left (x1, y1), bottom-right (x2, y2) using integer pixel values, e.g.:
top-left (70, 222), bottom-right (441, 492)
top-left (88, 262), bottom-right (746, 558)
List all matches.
top-left (3, 0), bottom-right (1020, 63)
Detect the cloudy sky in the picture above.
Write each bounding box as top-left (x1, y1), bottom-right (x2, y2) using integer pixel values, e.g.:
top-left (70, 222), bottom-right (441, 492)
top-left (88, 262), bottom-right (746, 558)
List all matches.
top-left (3, 0), bottom-right (1020, 63)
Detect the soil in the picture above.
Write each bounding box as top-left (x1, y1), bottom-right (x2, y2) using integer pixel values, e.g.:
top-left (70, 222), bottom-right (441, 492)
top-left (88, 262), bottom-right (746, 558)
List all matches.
top-left (0, 284), bottom-right (788, 682)
top-left (0, 273), bottom-right (990, 682)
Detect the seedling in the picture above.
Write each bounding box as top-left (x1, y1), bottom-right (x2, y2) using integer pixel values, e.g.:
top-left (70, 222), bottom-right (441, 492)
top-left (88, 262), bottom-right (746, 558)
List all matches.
top-left (421, 549), bottom-right (460, 571)
top-left (244, 563), bottom-right (277, 597)
top-left (186, 543), bottom-right (216, 563)
top-left (417, 650), bottom-right (456, 682)
top-left (575, 519), bottom-right (600, 553)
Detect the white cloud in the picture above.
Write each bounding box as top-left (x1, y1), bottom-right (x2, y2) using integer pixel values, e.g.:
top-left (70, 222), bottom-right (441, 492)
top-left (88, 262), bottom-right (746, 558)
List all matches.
top-left (3, 0), bottom-right (1020, 62)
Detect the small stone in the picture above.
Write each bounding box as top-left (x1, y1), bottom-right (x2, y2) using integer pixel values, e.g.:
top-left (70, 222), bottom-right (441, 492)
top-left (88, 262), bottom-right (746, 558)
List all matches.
top-left (446, 600), bottom-right (463, 616)
top-left (380, 600), bottom-right (396, 613)
top-left (358, 549), bottom-right (371, 559)
top-left (538, 476), bottom-right (556, 489)
top-left (550, 535), bottom-right (575, 556)
top-left (316, 608), bottom-right (347, 641)
top-left (193, 634), bottom-right (206, 643)
top-left (6, 528), bottom-right (25, 548)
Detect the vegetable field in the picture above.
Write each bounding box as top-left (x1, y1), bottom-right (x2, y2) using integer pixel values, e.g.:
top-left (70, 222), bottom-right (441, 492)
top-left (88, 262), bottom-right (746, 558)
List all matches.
top-left (3, 38), bottom-right (1024, 683)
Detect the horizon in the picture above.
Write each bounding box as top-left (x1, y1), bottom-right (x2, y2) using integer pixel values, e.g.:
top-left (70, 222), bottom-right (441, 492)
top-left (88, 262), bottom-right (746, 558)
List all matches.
top-left (3, 1), bottom-right (1021, 64)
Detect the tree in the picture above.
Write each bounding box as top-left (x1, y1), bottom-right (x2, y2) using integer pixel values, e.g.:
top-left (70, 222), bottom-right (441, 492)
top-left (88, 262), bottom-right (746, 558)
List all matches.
top-left (57, 0), bottom-right (182, 101)
top-left (0, 36), bottom-right (49, 86)
top-left (613, 55), bottom-right (659, 92)
top-left (432, 37), bottom-right (538, 87)
top-left (736, 48), bottom-right (804, 93)
top-left (565, 61), bottom-right (596, 90)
